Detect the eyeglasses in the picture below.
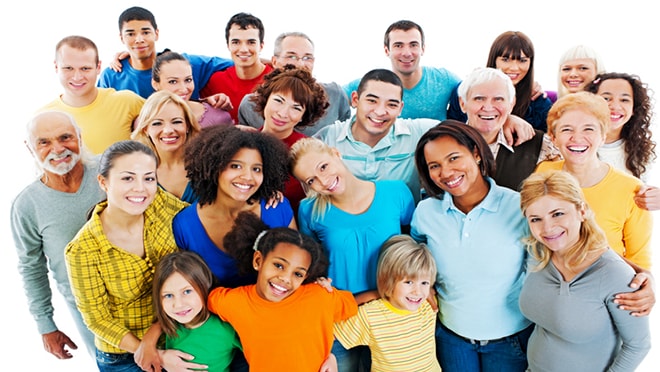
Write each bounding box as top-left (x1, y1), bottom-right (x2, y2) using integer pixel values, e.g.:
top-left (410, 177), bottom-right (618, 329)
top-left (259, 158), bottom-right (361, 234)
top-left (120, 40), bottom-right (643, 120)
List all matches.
top-left (279, 54), bottom-right (315, 62)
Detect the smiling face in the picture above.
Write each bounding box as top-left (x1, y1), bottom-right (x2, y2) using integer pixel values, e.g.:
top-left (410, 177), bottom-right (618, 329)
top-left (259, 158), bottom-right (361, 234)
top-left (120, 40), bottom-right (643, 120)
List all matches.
top-left (272, 35), bottom-right (315, 71)
top-left (560, 58), bottom-right (597, 94)
top-left (253, 242), bottom-right (311, 302)
top-left (385, 28), bottom-right (424, 76)
top-left (388, 276), bottom-right (432, 312)
top-left (29, 112), bottom-right (82, 176)
top-left (292, 148), bottom-right (348, 197)
top-left (423, 135), bottom-right (489, 205)
top-left (145, 101), bottom-right (189, 154)
top-left (152, 60), bottom-right (195, 101)
top-left (227, 25), bottom-right (263, 68)
top-left (262, 91), bottom-right (305, 139)
top-left (218, 148), bottom-right (264, 203)
top-left (550, 109), bottom-right (605, 167)
top-left (160, 272), bottom-right (204, 327)
top-left (495, 52), bottom-right (530, 86)
top-left (98, 152), bottom-right (158, 216)
top-left (55, 45), bottom-right (101, 102)
top-left (120, 19), bottom-right (159, 62)
top-left (525, 195), bottom-right (585, 255)
top-left (351, 80), bottom-right (403, 146)
top-left (460, 79), bottom-right (514, 144)
top-left (595, 78), bottom-right (634, 142)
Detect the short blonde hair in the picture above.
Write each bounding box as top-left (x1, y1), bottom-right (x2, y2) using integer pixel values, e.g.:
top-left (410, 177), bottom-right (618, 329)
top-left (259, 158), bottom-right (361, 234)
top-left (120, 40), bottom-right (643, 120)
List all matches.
top-left (520, 171), bottom-right (608, 271)
top-left (131, 90), bottom-right (201, 163)
top-left (546, 91), bottom-right (609, 138)
top-left (557, 45), bottom-right (606, 98)
top-left (376, 235), bottom-right (437, 300)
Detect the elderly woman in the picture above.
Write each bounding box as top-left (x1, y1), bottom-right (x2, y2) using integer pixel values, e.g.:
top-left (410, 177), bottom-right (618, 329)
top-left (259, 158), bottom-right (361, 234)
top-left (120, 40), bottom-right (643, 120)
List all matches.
top-left (456, 67), bottom-right (560, 191)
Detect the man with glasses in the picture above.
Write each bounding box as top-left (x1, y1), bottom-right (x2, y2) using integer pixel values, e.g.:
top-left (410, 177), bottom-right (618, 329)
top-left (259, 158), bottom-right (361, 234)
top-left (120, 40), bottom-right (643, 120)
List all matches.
top-left (238, 32), bottom-right (351, 135)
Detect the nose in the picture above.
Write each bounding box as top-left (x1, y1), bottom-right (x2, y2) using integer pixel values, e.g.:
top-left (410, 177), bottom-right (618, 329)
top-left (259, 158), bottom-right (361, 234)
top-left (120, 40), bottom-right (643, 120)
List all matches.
top-left (373, 102), bottom-right (387, 116)
top-left (51, 140), bottom-right (66, 154)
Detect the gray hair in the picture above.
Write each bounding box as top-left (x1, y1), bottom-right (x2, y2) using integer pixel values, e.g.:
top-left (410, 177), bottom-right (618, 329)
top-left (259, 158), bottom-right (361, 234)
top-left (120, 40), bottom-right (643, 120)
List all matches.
top-left (273, 32), bottom-right (315, 56)
top-left (458, 67), bottom-right (516, 104)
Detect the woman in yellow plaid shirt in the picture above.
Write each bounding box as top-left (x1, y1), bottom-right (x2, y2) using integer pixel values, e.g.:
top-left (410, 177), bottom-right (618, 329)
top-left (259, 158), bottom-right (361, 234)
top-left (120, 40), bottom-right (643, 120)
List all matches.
top-left (65, 140), bottom-right (188, 372)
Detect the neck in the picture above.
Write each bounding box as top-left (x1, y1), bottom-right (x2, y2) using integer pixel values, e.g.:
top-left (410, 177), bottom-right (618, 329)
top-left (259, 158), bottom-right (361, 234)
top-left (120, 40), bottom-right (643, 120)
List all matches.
top-left (102, 204), bottom-right (145, 230)
top-left (562, 160), bottom-right (609, 188)
top-left (235, 62), bottom-right (265, 80)
top-left (261, 125), bottom-right (292, 140)
top-left (453, 177), bottom-right (490, 214)
top-left (351, 122), bottom-right (388, 148)
top-left (396, 67), bottom-right (422, 90)
top-left (41, 161), bottom-right (84, 193)
top-left (129, 54), bottom-right (155, 71)
top-left (605, 129), bottom-right (622, 144)
top-left (157, 148), bottom-right (185, 166)
top-left (331, 176), bottom-right (373, 205)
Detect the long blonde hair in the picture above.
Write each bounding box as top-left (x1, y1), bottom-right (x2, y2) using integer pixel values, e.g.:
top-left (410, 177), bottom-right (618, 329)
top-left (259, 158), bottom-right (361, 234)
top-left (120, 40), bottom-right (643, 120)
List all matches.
top-left (131, 90), bottom-right (201, 163)
top-left (289, 137), bottom-right (341, 222)
top-left (520, 171), bottom-right (608, 271)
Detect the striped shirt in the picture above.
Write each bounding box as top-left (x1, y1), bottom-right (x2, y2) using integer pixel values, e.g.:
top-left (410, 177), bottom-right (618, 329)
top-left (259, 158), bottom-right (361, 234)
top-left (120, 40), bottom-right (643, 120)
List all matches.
top-left (65, 189), bottom-right (187, 353)
top-left (334, 299), bottom-right (441, 371)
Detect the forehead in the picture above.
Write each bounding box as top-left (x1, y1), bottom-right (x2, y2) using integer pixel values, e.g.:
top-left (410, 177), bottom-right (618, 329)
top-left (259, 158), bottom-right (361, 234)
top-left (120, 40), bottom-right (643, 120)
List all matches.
top-left (562, 58), bottom-right (595, 67)
top-left (467, 79), bottom-right (509, 98)
top-left (557, 108), bottom-right (601, 126)
top-left (280, 36), bottom-right (314, 54)
top-left (598, 78), bottom-right (632, 94)
top-left (31, 113), bottom-right (76, 138)
top-left (57, 45), bottom-right (96, 64)
top-left (121, 19), bottom-right (155, 33)
top-left (229, 25), bottom-right (260, 39)
top-left (360, 80), bottom-right (402, 100)
top-left (160, 60), bottom-right (192, 75)
top-left (388, 29), bottom-right (422, 45)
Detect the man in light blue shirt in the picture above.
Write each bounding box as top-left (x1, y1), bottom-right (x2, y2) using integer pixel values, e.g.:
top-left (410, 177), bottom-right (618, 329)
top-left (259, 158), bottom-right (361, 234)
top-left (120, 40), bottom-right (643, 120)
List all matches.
top-left (316, 68), bottom-right (438, 203)
top-left (343, 20), bottom-right (460, 121)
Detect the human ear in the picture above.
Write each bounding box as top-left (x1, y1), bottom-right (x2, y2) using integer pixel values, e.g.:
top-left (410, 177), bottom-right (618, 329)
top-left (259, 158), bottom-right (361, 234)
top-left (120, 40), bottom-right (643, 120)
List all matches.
top-left (252, 251), bottom-right (263, 271)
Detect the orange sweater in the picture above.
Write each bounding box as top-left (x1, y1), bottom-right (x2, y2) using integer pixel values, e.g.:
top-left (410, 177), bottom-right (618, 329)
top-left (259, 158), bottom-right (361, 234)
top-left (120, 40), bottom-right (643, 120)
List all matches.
top-left (208, 284), bottom-right (357, 371)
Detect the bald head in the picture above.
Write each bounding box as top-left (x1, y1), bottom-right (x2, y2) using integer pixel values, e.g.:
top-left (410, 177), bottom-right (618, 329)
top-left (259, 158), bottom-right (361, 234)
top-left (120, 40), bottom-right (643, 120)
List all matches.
top-left (26, 111), bottom-right (83, 175)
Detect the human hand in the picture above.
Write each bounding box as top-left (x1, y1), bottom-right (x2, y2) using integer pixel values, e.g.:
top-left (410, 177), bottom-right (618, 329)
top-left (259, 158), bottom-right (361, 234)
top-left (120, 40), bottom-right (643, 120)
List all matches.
top-left (531, 80), bottom-right (547, 101)
top-left (634, 184), bottom-right (660, 211)
top-left (316, 277), bottom-right (333, 292)
top-left (614, 271), bottom-right (655, 316)
top-left (42, 330), bottom-right (77, 359)
top-left (161, 349), bottom-right (207, 372)
top-left (319, 353), bottom-right (338, 372)
top-left (109, 51), bottom-right (130, 72)
top-left (202, 93), bottom-right (233, 110)
top-left (264, 191), bottom-right (284, 209)
top-left (503, 115), bottom-right (534, 146)
top-left (235, 124), bottom-right (258, 132)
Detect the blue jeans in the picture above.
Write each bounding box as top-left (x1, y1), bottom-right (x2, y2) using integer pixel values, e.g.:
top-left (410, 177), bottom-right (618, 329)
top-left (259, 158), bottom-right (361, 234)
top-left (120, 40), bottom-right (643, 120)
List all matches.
top-left (436, 322), bottom-right (533, 372)
top-left (95, 350), bottom-right (142, 372)
top-left (331, 339), bottom-right (371, 372)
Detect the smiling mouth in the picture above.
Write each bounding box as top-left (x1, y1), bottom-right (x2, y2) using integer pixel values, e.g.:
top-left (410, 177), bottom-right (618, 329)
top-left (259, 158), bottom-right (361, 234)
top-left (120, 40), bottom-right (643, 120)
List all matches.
top-left (269, 282), bottom-right (289, 296)
top-left (127, 196), bottom-right (147, 203)
top-left (567, 145), bottom-right (588, 153)
top-left (444, 175), bottom-right (463, 188)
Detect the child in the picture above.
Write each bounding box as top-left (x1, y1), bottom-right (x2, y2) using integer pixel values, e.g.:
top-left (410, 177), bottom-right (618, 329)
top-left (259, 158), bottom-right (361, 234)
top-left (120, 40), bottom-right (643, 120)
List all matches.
top-left (207, 211), bottom-right (358, 372)
top-left (333, 234), bottom-right (441, 372)
top-left (152, 251), bottom-right (242, 372)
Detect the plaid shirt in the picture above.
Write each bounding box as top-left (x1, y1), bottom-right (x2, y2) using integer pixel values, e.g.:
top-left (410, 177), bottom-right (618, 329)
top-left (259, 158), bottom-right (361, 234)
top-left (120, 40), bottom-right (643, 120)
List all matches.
top-left (65, 189), bottom-right (187, 353)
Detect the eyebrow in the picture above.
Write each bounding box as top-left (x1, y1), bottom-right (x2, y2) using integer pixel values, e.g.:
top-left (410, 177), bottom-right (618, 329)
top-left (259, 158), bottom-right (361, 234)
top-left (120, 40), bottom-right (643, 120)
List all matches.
top-left (274, 256), bottom-right (308, 273)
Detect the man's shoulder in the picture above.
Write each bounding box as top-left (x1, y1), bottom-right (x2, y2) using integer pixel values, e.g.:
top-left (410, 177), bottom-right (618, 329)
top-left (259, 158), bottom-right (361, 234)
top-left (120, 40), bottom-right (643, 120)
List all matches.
top-left (98, 87), bottom-right (144, 102)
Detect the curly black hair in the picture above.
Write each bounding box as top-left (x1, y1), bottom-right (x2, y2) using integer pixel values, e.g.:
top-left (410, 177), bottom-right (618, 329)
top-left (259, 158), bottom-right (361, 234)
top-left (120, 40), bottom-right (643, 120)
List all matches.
top-left (586, 72), bottom-right (656, 178)
top-left (250, 65), bottom-right (329, 129)
top-left (184, 125), bottom-right (289, 206)
top-left (224, 211), bottom-right (328, 283)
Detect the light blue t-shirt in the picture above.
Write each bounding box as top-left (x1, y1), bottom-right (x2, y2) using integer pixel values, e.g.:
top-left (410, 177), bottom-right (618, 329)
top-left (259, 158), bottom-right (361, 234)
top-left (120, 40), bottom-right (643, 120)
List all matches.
top-left (313, 117), bottom-right (438, 204)
top-left (98, 53), bottom-right (233, 100)
top-left (298, 180), bottom-right (414, 294)
top-left (343, 66), bottom-right (460, 121)
top-left (410, 177), bottom-right (531, 340)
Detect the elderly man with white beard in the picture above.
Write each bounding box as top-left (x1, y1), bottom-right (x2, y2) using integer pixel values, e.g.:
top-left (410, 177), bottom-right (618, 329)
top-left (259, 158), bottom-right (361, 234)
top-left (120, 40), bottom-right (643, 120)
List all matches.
top-left (10, 111), bottom-right (105, 361)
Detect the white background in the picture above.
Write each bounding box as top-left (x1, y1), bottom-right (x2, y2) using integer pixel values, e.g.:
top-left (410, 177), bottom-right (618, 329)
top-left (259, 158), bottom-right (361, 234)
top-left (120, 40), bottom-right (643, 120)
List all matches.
top-left (1, 0), bottom-right (657, 370)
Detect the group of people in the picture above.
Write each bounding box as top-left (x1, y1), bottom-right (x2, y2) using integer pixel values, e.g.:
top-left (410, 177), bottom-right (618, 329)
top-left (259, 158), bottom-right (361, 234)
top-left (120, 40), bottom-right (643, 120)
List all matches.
top-left (10, 5), bottom-right (657, 372)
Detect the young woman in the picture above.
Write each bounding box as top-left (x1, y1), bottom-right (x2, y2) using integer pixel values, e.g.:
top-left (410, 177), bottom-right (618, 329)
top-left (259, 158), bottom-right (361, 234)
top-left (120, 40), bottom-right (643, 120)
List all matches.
top-left (153, 251), bottom-right (241, 372)
top-left (556, 44), bottom-right (606, 98)
top-left (152, 50), bottom-right (234, 128)
top-left (132, 90), bottom-right (201, 203)
top-left (485, 31), bottom-right (552, 131)
top-left (251, 65), bottom-right (328, 213)
top-left (519, 170), bottom-right (651, 371)
top-left (209, 211), bottom-right (357, 372)
top-left (586, 72), bottom-right (659, 211)
top-left (64, 140), bottom-right (188, 372)
top-left (411, 121), bottom-right (532, 372)
top-left (173, 125), bottom-right (294, 288)
top-left (290, 137), bottom-right (415, 371)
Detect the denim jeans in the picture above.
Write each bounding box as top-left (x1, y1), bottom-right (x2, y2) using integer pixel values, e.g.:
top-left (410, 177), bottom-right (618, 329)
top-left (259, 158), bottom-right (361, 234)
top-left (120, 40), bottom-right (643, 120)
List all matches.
top-left (435, 322), bottom-right (533, 372)
top-left (331, 339), bottom-right (371, 372)
top-left (95, 350), bottom-right (142, 372)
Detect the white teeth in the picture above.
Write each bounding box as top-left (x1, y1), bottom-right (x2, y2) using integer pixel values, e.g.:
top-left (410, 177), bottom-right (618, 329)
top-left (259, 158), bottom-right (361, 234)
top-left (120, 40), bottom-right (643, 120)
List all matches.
top-left (127, 197), bottom-right (146, 203)
top-left (445, 176), bottom-right (462, 187)
top-left (271, 283), bottom-right (287, 292)
top-left (233, 183), bottom-right (251, 190)
top-left (327, 178), bottom-right (338, 191)
top-left (568, 146), bottom-right (588, 153)
top-left (479, 115), bottom-right (496, 120)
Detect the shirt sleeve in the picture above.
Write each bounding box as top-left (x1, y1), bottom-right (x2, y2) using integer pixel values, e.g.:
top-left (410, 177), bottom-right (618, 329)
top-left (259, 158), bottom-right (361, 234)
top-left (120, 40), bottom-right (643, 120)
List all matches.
top-left (333, 302), bottom-right (372, 349)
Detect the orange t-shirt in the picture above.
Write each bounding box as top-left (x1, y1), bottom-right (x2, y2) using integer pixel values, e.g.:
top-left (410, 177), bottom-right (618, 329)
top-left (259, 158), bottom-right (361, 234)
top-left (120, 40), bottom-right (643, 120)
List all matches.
top-left (208, 284), bottom-right (357, 371)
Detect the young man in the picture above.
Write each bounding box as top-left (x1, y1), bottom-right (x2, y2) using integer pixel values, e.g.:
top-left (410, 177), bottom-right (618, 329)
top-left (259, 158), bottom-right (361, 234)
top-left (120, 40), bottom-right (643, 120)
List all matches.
top-left (316, 69), bottom-right (439, 205)
top-left (98, 6), bottom-right (234, 100)
top-left (40, 35), bottom-right (144, 154)
top-left (343, 20), bottom-right (460, 121)
top-left (201, 12), bottom-right (273, 122)
top-left (11, 111), bottom-right (105, 360)
top-left (237, 31), bottom-right (351, 135)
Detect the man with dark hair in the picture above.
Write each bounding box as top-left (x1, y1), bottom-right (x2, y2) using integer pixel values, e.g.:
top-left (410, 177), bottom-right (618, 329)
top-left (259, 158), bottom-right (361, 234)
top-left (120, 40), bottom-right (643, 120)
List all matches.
top-left (201, 12), bottom-right (273, 122)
